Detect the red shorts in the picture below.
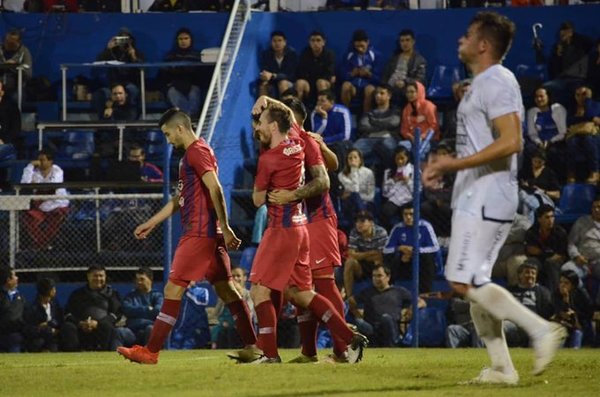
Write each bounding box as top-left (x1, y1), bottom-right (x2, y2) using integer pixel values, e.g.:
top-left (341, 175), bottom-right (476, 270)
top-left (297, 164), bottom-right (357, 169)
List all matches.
top-left (307, 216), bottom-right (341, 271)
top-left (169, 235), bottom-right (232, 287)
top-left (249, 226), bottom-right (311, 292)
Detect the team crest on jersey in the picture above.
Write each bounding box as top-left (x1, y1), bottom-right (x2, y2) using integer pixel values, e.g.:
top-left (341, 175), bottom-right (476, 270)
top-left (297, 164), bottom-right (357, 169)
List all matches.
top-left (283, 144), bottom-right (302, 156)
top-left (177, 179), bottom-right (183, 192)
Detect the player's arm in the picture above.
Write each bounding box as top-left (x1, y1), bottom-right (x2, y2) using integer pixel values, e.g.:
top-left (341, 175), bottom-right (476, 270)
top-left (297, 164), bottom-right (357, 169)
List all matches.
top-left (268, 163), bottom-right (329, 205)
top-left (134, 194), bottom-right (180, 239)
top-left (307, 131), bottom-right (339, 171)
top-left (253, 186), bottom-right (267, 208)
top-left (423, 112), bottom-right (521, 187)
top-left (202, 170), bottom-right (241, 250)
top-left (252, 95), bottom-right (297, 125)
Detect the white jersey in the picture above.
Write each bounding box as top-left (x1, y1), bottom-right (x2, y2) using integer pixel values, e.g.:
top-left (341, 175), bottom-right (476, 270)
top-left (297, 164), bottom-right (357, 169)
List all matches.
top-left (451, 64), bottom-right (523, 219)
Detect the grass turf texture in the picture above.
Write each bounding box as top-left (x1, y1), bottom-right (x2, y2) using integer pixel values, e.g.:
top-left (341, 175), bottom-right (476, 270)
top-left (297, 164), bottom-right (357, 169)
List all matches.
top-left (0, 348), bottom-right (598, 397)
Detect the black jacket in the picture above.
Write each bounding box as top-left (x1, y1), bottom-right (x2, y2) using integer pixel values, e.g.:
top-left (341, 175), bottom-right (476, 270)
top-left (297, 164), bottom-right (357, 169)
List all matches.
top-left (23, 297), bottom-right (63, 337)
top-left (0, 96), bottom-right (21, 146)
top-left (64, 285), bottom-right (122, 326)
top-left (0, 289), bottom-right (25, 334)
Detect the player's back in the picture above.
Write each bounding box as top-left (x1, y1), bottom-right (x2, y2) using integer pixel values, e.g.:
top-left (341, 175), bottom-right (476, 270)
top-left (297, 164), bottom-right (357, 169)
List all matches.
top-left (178, 138), bottom-right (218, 237)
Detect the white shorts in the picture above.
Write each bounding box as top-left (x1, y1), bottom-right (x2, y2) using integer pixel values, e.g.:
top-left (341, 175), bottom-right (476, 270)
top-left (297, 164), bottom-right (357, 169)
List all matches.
top-left (444, 208), bottom-right (514, 286)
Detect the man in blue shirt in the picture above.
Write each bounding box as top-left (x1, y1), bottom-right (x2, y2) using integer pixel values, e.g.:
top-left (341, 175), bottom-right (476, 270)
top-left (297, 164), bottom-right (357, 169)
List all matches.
top-left (122, 267), bottom-right (164, 345)
top-left (383, 204), bottom-right (439, 293)
top-left (311, 89), bottom-right (352, 162)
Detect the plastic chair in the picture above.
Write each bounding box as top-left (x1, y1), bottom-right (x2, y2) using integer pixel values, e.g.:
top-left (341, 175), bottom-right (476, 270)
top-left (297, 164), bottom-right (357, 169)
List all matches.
top-left (426, 65), bottom-right (464, 99)
top-left (555, 184), bottom-right (597, 224)
top-left (57, 131), bottom-right (95, 160)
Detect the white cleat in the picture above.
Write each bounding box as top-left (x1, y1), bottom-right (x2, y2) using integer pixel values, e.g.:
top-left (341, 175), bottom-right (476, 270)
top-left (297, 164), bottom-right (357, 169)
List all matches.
top-left (532, 322), bottom-right (568, 376)
top-left (461, 367), bottom-right (519, 386)
top-left (347, 332), bottom-right (368, 364)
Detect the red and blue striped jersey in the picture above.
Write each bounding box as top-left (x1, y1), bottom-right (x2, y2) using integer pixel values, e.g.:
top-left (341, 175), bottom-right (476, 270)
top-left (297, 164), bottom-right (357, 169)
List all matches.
top-left (291, 124), bottom-right (337, 223)
top-left (255, 135), bottom-right (307, 228)
top-left (177, 139), bottom-right (218, 237)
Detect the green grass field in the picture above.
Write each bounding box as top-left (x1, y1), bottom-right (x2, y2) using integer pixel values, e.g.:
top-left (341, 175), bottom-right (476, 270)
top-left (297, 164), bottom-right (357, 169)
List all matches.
top-left (0, 348), bottom-right (598, 397)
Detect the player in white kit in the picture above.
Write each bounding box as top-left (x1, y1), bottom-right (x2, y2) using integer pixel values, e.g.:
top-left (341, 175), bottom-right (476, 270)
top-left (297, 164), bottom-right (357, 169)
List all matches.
top-left (423, 11), bottom-right (567, 385)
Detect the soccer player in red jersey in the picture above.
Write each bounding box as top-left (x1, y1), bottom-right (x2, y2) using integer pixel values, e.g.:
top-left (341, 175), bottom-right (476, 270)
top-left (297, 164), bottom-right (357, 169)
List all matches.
top-left (117, 108), bottom-right (258, 364)
top-left (244, 99), bottom-right (366, 364)
top-left (264, 97), bottom-right (349, 363)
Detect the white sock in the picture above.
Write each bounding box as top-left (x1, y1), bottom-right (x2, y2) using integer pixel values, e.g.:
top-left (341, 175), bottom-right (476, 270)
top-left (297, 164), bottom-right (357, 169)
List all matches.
top-left (470, 302), bottom-right (515, 374)
top-left (467, 283), bottom-right (549, 340)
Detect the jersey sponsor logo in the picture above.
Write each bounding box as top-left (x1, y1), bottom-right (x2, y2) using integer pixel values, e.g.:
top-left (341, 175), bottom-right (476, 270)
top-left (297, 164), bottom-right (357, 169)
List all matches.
top-left (283, 144), bottom-right (302, 156)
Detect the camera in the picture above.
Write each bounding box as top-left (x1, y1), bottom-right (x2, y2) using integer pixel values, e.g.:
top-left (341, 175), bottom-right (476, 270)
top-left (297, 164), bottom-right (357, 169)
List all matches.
top-left (114, 36), bottom-right (131, 47)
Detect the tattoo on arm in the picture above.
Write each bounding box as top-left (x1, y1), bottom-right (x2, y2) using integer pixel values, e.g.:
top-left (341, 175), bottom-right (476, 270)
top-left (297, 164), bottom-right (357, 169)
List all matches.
top-left (294, 164), bottom-right (330, 200)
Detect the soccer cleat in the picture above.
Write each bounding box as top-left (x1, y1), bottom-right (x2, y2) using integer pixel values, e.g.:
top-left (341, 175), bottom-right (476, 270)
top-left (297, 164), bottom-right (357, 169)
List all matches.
top-left (117, 345), bottom-right (159, 365)
top-left (226, 345), bottom-right (264, 363)
top-left (322, 352), bottom-right (349, 364)
top-left (288, 354), bottom-right (318, 364)
top-left (250, 355), bottom-right (282, 364)
top-left (532, 322), bottom-right (568, 376)
top-left (462, 368), bottom-right (519, 386)
top-left (347, 332), bottom-right (368, 364)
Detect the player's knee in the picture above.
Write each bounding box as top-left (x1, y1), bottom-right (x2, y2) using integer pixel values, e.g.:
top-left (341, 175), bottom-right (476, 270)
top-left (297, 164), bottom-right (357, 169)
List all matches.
top-left (250, 284), bottom-right (270, 304)
top-left (164, 281), bottom-right (186, 300)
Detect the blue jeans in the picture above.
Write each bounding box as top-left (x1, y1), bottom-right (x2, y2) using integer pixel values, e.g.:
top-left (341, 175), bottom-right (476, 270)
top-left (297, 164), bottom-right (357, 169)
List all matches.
top-left (355, 313), bottom-right (399, 347)
top-left (0, 144), bottom-right (16, 161)
top-left (167, 85), bottom-right (201, 117)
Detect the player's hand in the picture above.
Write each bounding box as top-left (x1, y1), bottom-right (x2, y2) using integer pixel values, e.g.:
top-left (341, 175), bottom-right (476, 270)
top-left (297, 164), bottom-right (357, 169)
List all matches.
top-left (222, 226), bottom-right (241, 250)
top-left (307, 131), bottom-right (324, 144)
top-left (422, 154), bottom-right (455, 189)
top-left (268, 189), bottom-right (296, 205)
top-left (134, 222), bottom-right (155, 239)
top-left (252, 96), bottom-right (270, 116)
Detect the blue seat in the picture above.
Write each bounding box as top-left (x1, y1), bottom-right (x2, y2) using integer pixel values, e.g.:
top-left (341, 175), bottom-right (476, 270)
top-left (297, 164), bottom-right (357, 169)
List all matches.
top-left (239, 246), bottom-right (257, 273)
top-left (56, 131), bottom-right (95, 160)
top-left (145, 130), bottom-right (165, 144)
top-left (427, 65), bottom-right (465, 99)
top-left (555, 184), bottom-right (597, 224)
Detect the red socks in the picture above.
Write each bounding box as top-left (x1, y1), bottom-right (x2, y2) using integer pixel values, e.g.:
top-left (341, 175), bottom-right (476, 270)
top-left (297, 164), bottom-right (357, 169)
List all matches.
top-left (146, 298), bottom-right (181, 353)
top-left (308, 294), bottom-right (353, 344)
top-left (226, 300), bottom-right (257, 346)
top-left (314, 278), bottom-right (347, 356)
top-left (255, 301), bottom-right (278, 358)
top-left (297, 308), bottom-right (318, 357)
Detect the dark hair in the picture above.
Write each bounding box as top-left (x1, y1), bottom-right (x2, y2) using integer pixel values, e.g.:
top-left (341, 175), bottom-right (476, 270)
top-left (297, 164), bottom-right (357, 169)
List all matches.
top-left (343, 148), bottom-right (364, 175)
top-left (309, 31), bottom-right (325, 40)
top-left (373, 264), bottom-right (391, 277)
top-left (401, 203), bottom-right (414, 214)
top-left (0, 265), bottom-right (13, 285)
top-left (136, 266), bottom-right (153, 280)
top-left (354, 210), bottom-right (373, 222)
top-left (534, 86), bottom-right (553, 104)
top-left (317, 89), bottom-right (336, 103)
top-left (271, 31), bottom-right (286, 40)
top-left (470, 11), bottom-right (516, 61)
top-left (352, 29), bottom-right (369, 42)
top-left (282, 97), bottom-right (307, 124)
top-left (110, 82), bottom-right (126, 92)
top-left (376, 83), bottom-right (393, 95)
top-left (518, 260), bottom-right (539, 274)
top-left (265, 104), bottom-right (292, 134)
top-left (87, 264), bottom-right (106, 273)
top-left (129, 144), bottom-right (144, 154)
top-left (280, 87), bottom-right (298, 98)
top-left (560, 269), bottom-right (579, 287)
top-left (158, 107), bottom-right (192, 131)
top-left (535, 204), bottom-right (554, 221)
top-left (37, 277), bottom-right (56, 297)
top-left (399, 29), bottom-right (415, 39)
top-left (38, 148), bottom-right (54, 161)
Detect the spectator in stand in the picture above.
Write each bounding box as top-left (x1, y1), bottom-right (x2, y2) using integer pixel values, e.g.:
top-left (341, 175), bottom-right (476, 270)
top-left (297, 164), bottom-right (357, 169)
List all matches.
top-left (0, 266), bottom-right (25, 352)
top-left (547, 22), bottom-right (593, 106)
top-left (61, 264), bottom-right (130, 351)
top-left (519, 149), bottom-right (561, 208)
top-left (340, 29), bottom-right (382, 114)
top-left (380, 146), bottom-right (413, 229)
top-left (562, 196), bottom-right (600, 282)
top-left (93, 27), bottom-right (144, 113)
top-left (23, 278), bottom-right (62, 352)
top-left (526, 87), bottom-right (568, 182)
top-left (343, 210), bottom-right (388, 299)
top-left (382, 29), bottom-right (427, 106)
top-left (354, 84), bottom-right (401, 167)
top-left (445, 297), bottom-right (483, 348)
top-left (162, 28), bottom-right (203, 118)
top-left (128, 145), bottom-right (164, 183)
top-left (348, 265), bottom-right (412, 347)
top-left (0, 29), bottom-right (32, 99)
top-left (20, 149), bottom-right (69, 250)
top-left (122, 267), bottom-right (163, 346)
top-left (257, 31), bottom-right (298, 98)
top-left (421, 144), bottom-right (454, 242)
top-left (338, 148), bottom-right (376, 222)
top-left (551, 270), bottom-right (594, 349)
top-left (169, 282), bottom-right (211, 350)
top-left (311, 90), bottom-right (352, 161)
top-left (95, 83), bottom-right (139, 157)
top-left (295, 31), bottom-right (336, 104)
top-left (383, 204), bottom-right (439, 293)
top-left (0, 80), bottom-right (21, 160)
top-left (565, 85), bottom-right (600, 184)
top-left (524, 204), bottom-right (568, 293)
top-left (504, 261), bottom-right (554, 347)
top-left (400, 81), bottom-right (440, 148)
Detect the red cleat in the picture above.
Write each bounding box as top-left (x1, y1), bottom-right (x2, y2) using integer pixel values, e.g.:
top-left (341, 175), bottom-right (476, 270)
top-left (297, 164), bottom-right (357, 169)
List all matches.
top-left (117, 345), bottom-right (159, 364)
